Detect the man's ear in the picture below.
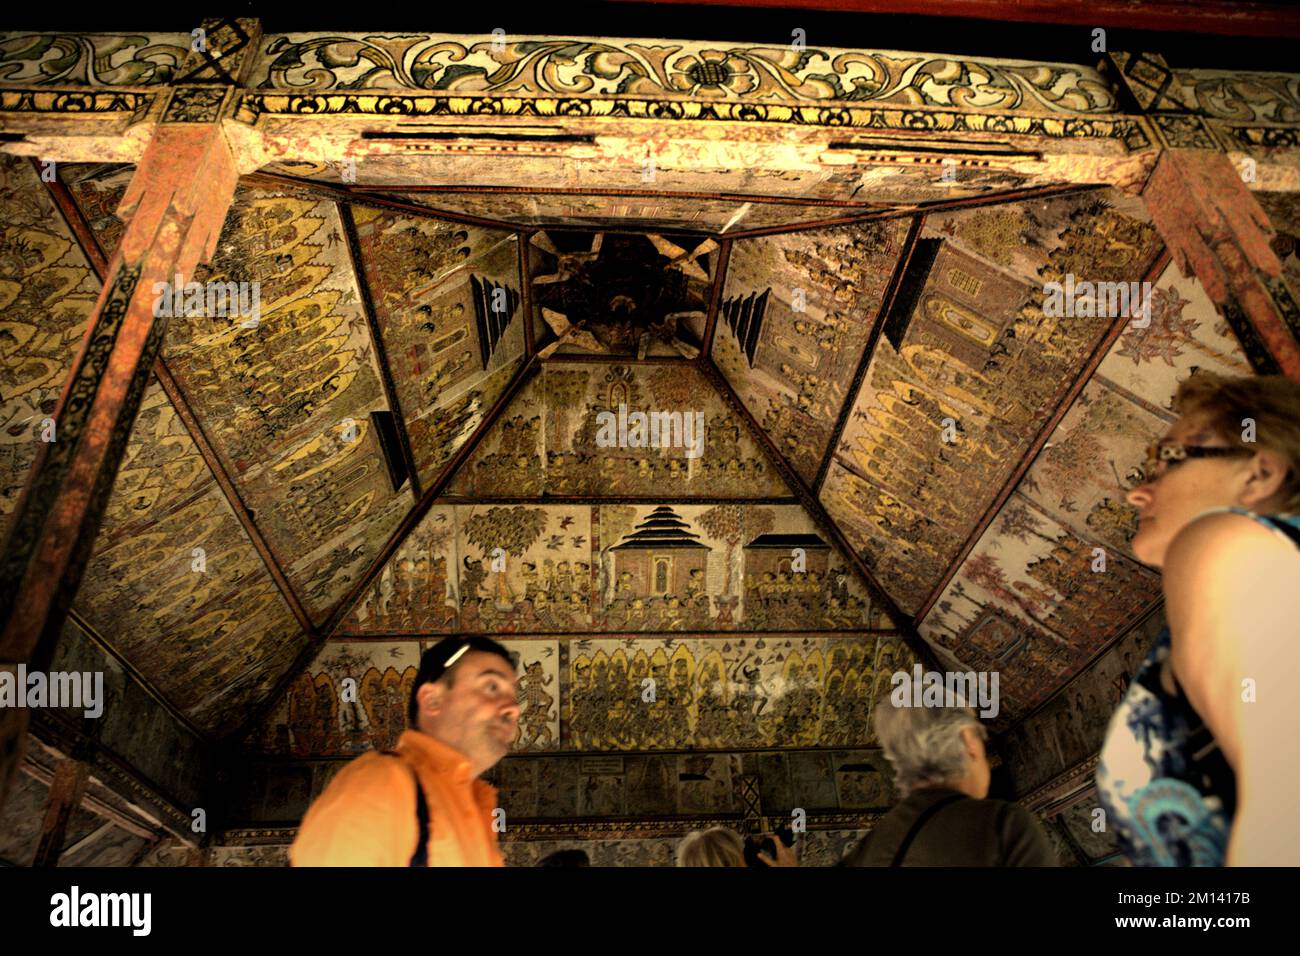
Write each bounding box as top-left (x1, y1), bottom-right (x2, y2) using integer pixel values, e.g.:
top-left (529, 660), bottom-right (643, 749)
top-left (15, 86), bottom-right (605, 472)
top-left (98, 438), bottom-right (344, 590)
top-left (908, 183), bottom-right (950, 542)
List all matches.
top-left (1240, 448), bottom-right (1290, 509)
top-left (417, 681), bottom-right (444, 720)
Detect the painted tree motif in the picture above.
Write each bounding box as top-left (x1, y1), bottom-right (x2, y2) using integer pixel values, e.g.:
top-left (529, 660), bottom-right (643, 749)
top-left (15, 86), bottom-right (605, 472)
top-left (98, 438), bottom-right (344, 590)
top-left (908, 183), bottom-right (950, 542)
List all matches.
top-left (601, 506), bottom-right (638, 553)
top-left (1035, 428), bottom-right (1103, 497)
top-left (747, 507), bottom-right (776, 542)
top-left (645, 365), bottom-right (695, 408)
top-left (696, 505), bottom-right (776, 596)
top-left (544, 369), bottom-right (589, 450)
top-left (963, 552), bottom-right (1010, 600)
top-left (464, 506), bottom-right (549, 557)
top-left (1086, 496), bottom-right (1138, 545)
top-left (697, 505), bottom-right (743, 595)
top-left (1113, 284), bottom-right (1199, 367)
top-left (998, 501), bottom-right (1060, 546)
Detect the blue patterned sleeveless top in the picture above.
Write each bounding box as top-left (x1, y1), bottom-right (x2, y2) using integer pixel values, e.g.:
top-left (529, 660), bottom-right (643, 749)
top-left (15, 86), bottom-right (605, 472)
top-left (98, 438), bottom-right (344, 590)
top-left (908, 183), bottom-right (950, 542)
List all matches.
top-left (1096, 508), bottom-right (1300, 867)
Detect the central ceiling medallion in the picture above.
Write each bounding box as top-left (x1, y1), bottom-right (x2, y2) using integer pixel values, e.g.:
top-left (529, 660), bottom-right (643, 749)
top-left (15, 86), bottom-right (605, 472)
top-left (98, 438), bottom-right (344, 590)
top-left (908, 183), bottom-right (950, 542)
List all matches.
top-left (530, 230), bottom-right (714, 359)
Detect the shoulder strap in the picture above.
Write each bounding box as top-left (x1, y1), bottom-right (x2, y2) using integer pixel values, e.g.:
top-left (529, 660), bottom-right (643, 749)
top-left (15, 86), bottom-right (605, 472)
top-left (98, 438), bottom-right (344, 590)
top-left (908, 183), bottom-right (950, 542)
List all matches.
top-left (890, 793), bottom-right (966, 867)
top-left (1258, 514), bottom-right (1300, 550)
top-left (382, 750), bottom-right (429, 867)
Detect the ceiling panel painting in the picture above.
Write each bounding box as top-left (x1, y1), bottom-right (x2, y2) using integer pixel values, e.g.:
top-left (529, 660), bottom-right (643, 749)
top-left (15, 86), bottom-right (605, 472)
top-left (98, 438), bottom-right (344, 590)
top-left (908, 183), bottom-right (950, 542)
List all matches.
top-left (909, 257), bottom-right (1254, 725)
top-left (344, 504), bottom-right (459, 634)
top-left (470, 502), bottom-right (894, 634)
top-left (73, 383), bottom-right (303, 737)
top-left (822, 190), bottom-right (1164, 615)
top-left (339, 501), bottom-right (890, 635)
top-left (567, 634), bottom-right (906, 751)
top-left (351, 206), bottom-right (525, 486)
top-left (1094, 260), bottom-right (1255, 409)
top-left (1016, 378), bottom-right (1167, 556)
top-left (158, 187), bottom-right (413, 623)
top-left (0, 155), bottom-right (98, 535)
top-left (916, 492), bottom-right (1162, 723)
top-left (60, 162), bottom-right (134, 257)
top-left (447, 362), bottom-right (791, 498)
top-left (1256, 191), bottom-right (1300, 304)
top-left (1017, 263), bottom-right (1252, 563)
top-left (714, 218), bottom-right (913, 485)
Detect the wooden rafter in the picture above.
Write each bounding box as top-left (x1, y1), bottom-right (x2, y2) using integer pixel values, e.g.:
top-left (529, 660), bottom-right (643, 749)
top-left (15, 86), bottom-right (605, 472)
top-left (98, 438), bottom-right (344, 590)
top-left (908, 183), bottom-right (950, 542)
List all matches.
top-left (337, 201), bottom-right (423, 500)
top-left (699, 238), bottom-right (732, 361)
top-left (519, 229), bottom-right (535, 358)
top-left (813, 213), bottom-right (925, 491)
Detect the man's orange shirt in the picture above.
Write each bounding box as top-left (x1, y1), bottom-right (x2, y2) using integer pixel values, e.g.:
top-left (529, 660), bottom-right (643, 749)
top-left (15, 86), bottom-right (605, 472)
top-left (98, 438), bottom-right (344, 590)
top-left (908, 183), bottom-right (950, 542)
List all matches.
top-left (290, 730), bottom-right (504, 867)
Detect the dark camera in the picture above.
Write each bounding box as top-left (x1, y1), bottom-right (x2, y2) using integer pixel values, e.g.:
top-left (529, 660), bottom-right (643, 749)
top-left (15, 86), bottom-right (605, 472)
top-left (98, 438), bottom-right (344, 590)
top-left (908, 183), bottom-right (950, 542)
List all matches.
top-left (743, 827), bottom-right (794, 868)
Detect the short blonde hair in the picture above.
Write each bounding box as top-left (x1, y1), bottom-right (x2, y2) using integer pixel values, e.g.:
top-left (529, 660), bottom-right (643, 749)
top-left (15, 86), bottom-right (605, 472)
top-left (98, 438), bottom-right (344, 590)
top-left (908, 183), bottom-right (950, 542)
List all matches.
top-left (676, 827), bottom-right (745, 867)
top-left (1174, 373), bottom-right (1300, 511)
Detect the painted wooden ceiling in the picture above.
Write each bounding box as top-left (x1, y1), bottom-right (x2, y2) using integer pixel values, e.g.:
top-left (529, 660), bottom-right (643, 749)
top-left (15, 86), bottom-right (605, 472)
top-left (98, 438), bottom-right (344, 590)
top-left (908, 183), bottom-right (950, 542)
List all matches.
top-left (3, 144), bottom-right (1280, 748)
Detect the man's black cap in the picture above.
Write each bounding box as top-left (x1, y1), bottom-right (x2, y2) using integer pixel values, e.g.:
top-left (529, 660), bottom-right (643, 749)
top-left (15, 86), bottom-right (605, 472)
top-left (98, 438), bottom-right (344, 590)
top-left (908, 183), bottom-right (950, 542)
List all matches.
top-left (408, 636), bottom-right (516, 726)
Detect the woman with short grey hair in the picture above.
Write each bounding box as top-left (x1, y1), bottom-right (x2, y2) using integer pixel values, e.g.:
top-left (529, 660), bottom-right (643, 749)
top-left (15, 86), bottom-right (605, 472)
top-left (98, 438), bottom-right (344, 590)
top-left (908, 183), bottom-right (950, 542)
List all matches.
top-left (874, 692), bottom-right (990, 797)
top-left (839, 679), bottom-right (1056, 866)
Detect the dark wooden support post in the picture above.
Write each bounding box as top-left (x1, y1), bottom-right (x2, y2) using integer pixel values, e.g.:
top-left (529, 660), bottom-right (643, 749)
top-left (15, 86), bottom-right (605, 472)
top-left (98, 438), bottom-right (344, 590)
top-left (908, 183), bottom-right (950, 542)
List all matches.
top-left (0, 103), bottom-right (241, 812)
top-left (31, 757), bottom-right (90, 867)
top-left (1142, 151), bottom-right (1300, 380)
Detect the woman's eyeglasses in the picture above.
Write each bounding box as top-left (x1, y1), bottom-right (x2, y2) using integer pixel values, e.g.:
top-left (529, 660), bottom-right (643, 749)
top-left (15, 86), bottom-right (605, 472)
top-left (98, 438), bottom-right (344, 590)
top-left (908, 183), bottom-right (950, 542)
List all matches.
top-left (1143, 441), bottom-right (1254, 480)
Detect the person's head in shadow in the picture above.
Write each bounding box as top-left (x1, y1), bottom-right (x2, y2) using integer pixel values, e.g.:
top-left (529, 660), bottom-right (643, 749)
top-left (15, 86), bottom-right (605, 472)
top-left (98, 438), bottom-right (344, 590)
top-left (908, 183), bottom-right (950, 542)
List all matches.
top-left (874, 685), bottom-right (991, 799)
top-left (675, 827), bottom-right (745, 867)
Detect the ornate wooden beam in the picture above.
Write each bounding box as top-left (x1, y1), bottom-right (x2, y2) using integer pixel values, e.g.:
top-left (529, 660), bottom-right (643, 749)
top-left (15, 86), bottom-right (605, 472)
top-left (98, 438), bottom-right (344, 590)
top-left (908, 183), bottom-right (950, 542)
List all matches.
top-left (1143, 149), bottom-right (1300, 379)
top-left (30, 757), bottom-right (89, 867)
